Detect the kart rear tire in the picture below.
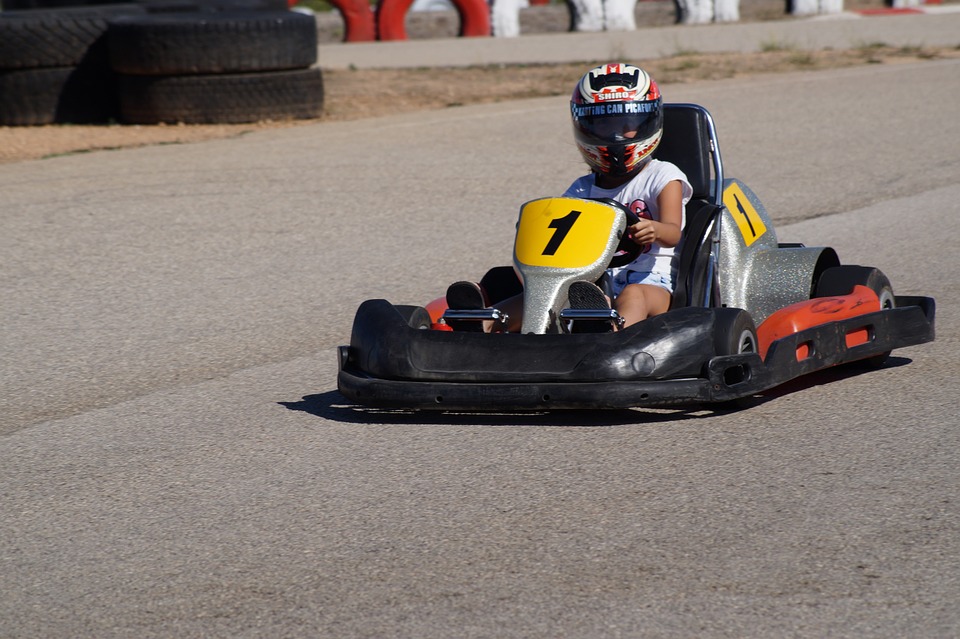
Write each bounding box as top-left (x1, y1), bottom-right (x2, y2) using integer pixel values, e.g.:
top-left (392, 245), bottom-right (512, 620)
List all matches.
top-left (815, 265), bottom-right (895, 367)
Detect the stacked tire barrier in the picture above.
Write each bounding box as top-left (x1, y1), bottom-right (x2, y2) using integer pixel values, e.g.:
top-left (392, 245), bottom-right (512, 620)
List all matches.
top-left (109, 10), bottom-right (323, 123)
top-left (0, 4), bottom-right (144, 125)
top-left (0, 4), bottom-right (324, 126)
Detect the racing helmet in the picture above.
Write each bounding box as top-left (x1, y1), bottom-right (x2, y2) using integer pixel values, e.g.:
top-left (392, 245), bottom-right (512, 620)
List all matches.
top-left (570, 63), bottom-right (663, 176)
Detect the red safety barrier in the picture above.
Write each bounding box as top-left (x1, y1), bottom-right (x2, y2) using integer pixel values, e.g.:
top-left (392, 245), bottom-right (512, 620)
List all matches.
top-left (376, 0), bottom-right (490, 40)
top-left (328, 0), bottom-right (377, 41)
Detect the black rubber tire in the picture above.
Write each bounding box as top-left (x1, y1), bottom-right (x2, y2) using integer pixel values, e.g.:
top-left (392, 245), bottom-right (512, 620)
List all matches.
top-left (815, 265), bottom-right (895, 367)
top-left (0, 65), bottom-right (118, 125)
top-left (107, 10), bottom-right (317, 76)
top-left (0, 4), bottom-right (145, 70)
top-left (2, 0), bottom-right (128, 7)
top-left (815, 265), bottom-right (895, 307)
top-left (713, 307), bottom-right (758, 356)
top-left (709, 307), bottom-right (759, 410)
top-left (139, 0), bottom-right (292, 11)
top-left (394, 305), bottom-right (433, 330)
top-left (117, 67), bottom-right (324, 124)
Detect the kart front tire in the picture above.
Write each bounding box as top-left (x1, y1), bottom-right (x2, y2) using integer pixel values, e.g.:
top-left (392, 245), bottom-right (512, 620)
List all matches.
top-left (394, 305), bottom-right (432, 330)
top-left (815, 266), bottom-right (894, 367)
top-left (714, 308), bottom-right (758, 356)
top-left (710, 308), bottom-right (759, 410)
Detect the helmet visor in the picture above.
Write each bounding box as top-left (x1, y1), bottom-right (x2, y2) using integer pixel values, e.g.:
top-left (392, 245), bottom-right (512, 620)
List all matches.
top-left (571, 100), bottom-right (662, 147)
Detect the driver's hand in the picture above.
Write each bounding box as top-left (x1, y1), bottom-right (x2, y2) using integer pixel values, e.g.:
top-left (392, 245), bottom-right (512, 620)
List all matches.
top-left (628, 219), bottom-right (656, 246)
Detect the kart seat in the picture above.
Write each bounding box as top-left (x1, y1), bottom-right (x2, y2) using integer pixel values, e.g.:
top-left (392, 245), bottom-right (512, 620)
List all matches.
top-left (657, 104), bottom-right (713, 200)
top-left (655, 103), bottom-right (723, 309)
top-left (478, 105), bottom-right (723, 316)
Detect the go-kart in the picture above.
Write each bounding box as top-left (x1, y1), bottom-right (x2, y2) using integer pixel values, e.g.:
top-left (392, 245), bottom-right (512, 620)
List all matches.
top-left (337, 104), bottom-right (935, 410)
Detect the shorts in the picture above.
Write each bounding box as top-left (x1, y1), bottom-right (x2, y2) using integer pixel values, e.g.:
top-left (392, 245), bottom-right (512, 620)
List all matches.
top-left (611, 270), bottom-right (674, 297)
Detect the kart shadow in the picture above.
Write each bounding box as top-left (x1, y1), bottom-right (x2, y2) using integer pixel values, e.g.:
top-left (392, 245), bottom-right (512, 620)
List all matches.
top-left (757, 354), bottom-right (913, 401)
top-left (281, 356), bottom-right (911, 427)
top-left (280, 392), bottom-right (713, 426)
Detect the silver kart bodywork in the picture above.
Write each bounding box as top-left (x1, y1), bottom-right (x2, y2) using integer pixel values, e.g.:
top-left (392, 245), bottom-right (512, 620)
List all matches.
top-left (715, 179), bottom-right (838, 326)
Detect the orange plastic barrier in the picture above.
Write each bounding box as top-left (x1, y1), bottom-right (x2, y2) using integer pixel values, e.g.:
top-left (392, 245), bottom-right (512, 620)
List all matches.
top-left (376, 0), bottom-right (491, 40)
top-left (328, 0), bottom-right (377, 42)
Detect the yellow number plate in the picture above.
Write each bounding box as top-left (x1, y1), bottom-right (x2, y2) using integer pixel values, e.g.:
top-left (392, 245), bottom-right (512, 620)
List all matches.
top-left (723, 183), bottom-right (767, 247)
top-left (514, 198), bottom-right (620, 269)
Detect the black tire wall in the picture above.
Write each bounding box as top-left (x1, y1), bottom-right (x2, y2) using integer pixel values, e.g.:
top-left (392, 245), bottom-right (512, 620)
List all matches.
top-left (0, 5), bottom-right (142, 68)
top-left (0, 65), bottom-right (118, 125)
top-left (1, 5), bottom-right (322, 126)
top-left (0, 5), bottom-right (144, 124)
top-left (108, 10), bottom-right (317, 75)
top-left (118, 67), bottom-right (324, 124)
top-left (108, 10), bottom-right (324, 124)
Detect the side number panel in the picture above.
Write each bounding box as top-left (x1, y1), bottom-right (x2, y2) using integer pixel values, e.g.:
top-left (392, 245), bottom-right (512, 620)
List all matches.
top-left (723, 182), bottom-right (767, 247)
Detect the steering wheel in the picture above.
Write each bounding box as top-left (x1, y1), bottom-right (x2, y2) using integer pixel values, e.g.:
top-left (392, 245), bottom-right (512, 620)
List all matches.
top-left (592, 198), bottom-right (642, 268)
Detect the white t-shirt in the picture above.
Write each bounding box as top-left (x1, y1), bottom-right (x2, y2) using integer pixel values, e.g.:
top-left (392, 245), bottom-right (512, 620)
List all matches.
top-left (563, 159), bottom-right (693, 280)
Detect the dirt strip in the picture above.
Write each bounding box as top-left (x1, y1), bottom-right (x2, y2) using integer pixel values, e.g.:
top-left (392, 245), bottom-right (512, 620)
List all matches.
top-left (1, 44), bottom-right (957, 165)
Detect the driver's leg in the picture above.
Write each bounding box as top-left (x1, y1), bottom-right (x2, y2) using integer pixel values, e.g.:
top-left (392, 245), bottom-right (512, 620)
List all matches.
top-left (614, 283), bottom-right (671, 327)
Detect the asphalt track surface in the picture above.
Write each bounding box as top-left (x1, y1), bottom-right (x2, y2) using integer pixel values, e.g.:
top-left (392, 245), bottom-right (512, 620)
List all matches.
top-left (2, 47), bottom-right (959, 639)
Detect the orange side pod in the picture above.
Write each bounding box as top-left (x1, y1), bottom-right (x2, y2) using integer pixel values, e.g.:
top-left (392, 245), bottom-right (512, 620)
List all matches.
top-left (756, 285), bottom-right (881, 361)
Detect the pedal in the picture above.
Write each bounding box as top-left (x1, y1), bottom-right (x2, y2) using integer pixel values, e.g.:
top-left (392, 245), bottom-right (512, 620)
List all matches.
top-left (440, 308), bottom-right (509, 326)
top-left (560, 308), bottom-right (625, 329)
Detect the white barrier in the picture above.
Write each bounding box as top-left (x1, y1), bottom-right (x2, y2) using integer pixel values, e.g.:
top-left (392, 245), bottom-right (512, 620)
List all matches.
top-left (677, 0), bottom-right (742, 23)
top-left (567, 0), bottom-right (606, 31)
top-left (790, 0), bottom-right (843, 16)
top-left (493, 0), bottom-right (749, 36)
top-left (491, 0), bottom-right (524, 36)
top-left (604, 0), bottom-right (638, 30)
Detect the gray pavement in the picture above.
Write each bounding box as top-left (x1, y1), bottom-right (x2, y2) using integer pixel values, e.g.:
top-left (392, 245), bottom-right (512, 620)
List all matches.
top-left (2, 16), bottom-right (959, 638)
top-left (318, 10), bottom-right (960, 68)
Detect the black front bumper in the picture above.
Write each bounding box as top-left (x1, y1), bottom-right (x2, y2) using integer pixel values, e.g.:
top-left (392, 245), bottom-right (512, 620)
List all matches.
top-left (336, 296), bottom-right (935, 411)
top-left (338, 352), bottom-right (765, 410)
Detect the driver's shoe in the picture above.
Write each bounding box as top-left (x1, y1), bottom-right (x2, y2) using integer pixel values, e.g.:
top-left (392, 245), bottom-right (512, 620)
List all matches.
top-left (445, 281), bottom-right (488, 332)
top-left (568, 281), bottom-right (614, 333)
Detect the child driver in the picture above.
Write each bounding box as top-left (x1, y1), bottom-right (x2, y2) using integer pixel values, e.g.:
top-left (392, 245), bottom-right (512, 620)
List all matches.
top-left (447, 63), bottom-right (692, 331)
